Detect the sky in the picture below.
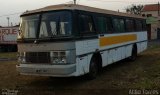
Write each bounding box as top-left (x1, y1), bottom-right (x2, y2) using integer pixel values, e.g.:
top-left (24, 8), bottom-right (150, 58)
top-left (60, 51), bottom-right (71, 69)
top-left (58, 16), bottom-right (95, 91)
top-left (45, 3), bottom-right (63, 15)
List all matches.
top-left (0, 0), bottom-right (160, 26)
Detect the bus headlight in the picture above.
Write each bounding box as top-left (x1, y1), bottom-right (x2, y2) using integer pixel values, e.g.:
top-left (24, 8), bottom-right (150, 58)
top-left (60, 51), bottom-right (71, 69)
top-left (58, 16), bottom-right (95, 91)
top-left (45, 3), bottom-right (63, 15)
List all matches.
top-left (18, 52), bottom-right (26, 63)
top-left (50, 51), bottom-right (68, 64)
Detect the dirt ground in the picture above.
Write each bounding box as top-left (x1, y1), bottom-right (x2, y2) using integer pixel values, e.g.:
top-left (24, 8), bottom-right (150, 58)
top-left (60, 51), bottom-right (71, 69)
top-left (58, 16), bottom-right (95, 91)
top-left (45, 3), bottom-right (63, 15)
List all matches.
top-left (0, 40), bottom-right (160, 95)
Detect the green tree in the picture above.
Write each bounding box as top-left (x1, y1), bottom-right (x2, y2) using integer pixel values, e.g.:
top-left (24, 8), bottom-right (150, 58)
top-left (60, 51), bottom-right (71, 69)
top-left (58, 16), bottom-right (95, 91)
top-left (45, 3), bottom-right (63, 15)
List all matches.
top-left (126, 4), bottom-right (144, 15)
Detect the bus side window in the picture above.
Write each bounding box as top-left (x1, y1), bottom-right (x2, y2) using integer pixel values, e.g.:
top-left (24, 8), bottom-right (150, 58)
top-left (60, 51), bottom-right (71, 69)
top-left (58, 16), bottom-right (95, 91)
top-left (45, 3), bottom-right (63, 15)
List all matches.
top-left (96, 16), bottom-right (107, 34)
top-left (106, 17), bottom-right (113, 33)
top-left (126, 19), bottom-right (134, 32)
top-left (79, 14), bottom-right (95, 33)
top-left (113, 18), bottom-right (125, 33)
top-left (135, 20), bottom-right (143, 31)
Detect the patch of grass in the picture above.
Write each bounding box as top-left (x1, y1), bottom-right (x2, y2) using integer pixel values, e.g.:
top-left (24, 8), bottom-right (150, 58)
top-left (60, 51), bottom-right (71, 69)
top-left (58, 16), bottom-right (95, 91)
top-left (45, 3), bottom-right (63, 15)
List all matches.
top-left (129, 44), bottom-right (160, 89)
top-left (133, 78), bottom-right (155, 89)
top-left (0, 52), bottom-right (17, 59)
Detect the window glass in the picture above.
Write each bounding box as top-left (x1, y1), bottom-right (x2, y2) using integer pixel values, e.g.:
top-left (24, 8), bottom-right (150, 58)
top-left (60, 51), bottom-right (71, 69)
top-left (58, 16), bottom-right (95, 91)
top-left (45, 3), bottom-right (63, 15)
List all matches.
top-left (126, 19), bottom-right (134, 32)
top-left (20, 14), bottom-right (39, 38)
top-left (97, 17), bottom-right (107, 33)
top-left (79, 14), bottom-right (95, 33)
top-left (135, 20), bottom-right (142, 31)
top-left (113, 18), bottom-right (125, 32)
top-left (39, 22), bottom-right (48, 37)
top-left (50, 22), bottom-right (57, 35)
top-left (39, 11), bottom-right (72, 38)
top-left (142, 20), bottom-right (146, 31)
top-left (106, 17), bottom-right (113, 33)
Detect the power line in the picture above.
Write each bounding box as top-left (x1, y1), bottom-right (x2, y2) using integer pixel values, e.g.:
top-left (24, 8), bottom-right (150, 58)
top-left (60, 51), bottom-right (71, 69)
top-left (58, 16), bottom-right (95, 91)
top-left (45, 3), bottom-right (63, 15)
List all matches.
top-left (74, 0), bottom-right (76, 4)
top-left (0, 12), bottom-right (23, 18)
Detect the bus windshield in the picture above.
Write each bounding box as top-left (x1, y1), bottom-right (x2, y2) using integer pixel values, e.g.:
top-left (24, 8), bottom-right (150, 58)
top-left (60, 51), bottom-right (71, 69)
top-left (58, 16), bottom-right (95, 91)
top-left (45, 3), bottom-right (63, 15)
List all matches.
top-left (19, 11), bottom-right (72, 39)
top-left (20, 14), bottom-right (39, 39)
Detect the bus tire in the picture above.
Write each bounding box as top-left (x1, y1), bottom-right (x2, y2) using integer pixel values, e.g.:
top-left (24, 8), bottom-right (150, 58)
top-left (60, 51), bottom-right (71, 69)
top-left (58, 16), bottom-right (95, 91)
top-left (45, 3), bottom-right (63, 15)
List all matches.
top-left (129, 45), bottom-right (137, 61)
top-left (87, 58), bottom-right (98, 79)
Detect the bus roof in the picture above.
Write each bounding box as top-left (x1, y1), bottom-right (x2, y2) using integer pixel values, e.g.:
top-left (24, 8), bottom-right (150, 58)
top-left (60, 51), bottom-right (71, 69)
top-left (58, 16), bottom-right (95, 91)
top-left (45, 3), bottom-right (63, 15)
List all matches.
top-left (21, 4), bottom-right (145, 19)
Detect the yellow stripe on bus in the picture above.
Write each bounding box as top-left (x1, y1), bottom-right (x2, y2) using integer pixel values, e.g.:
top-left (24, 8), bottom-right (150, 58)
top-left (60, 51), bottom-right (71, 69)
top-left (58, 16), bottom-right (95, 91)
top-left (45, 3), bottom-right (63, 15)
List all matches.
top-left (99, 34), bottom-right (137, 47)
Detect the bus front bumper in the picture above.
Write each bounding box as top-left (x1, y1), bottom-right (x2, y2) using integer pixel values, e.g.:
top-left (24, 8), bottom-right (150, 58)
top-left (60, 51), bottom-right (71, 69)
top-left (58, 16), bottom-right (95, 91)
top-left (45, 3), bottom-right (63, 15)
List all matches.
top-left (16, 64), bottom-right (76, 77)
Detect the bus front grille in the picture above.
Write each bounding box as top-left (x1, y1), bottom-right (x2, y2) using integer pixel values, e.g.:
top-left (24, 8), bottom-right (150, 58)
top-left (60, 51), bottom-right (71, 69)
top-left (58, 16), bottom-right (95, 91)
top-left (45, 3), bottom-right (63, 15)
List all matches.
top-left (26, 52), bottom-right (50, 64)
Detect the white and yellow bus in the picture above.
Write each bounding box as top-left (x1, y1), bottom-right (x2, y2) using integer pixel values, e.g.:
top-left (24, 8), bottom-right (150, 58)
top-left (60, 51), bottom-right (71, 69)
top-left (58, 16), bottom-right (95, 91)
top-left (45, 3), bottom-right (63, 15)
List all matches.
top-left (16, 4), bottom-right (147, 78)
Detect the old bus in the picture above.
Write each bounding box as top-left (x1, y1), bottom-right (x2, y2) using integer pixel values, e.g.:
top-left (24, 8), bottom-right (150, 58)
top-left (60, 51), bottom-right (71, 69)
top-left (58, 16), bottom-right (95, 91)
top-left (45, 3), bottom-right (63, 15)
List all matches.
top-left (16, 4), bottom-right (147, 78)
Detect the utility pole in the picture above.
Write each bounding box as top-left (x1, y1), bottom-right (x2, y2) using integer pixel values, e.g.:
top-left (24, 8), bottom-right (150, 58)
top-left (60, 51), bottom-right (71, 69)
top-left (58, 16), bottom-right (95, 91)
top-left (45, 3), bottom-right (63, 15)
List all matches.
top-left (11, 22), bottom-right (13, 26)
top-left (74, 0), bottom-right (76, 5)
top-left (7, 17), bottom-right (10, 27)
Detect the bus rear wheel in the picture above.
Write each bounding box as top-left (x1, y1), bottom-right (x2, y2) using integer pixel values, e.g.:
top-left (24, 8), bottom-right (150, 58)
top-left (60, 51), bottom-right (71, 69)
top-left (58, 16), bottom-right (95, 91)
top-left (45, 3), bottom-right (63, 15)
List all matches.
top-left (129, 45), bottom-right (137, 61)
top-left (87, 58), bottom-right (98, 79)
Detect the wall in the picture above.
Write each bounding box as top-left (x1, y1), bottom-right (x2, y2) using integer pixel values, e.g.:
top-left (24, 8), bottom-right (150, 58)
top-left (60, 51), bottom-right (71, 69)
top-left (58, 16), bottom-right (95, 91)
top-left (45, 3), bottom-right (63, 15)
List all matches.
top-left (141, 11), bottom-right (160, 40)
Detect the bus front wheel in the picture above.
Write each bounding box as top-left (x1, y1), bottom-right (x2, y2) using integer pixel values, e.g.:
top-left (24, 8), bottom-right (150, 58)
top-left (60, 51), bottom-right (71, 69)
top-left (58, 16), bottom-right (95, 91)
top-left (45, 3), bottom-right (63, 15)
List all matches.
top-left (87, 58), bottom-right (98, 79)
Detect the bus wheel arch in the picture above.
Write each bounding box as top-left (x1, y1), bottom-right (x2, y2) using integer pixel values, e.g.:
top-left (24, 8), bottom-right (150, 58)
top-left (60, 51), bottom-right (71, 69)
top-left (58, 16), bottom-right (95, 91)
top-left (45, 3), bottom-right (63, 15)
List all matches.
top-left (87, 52), bottom-right (102, 79)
